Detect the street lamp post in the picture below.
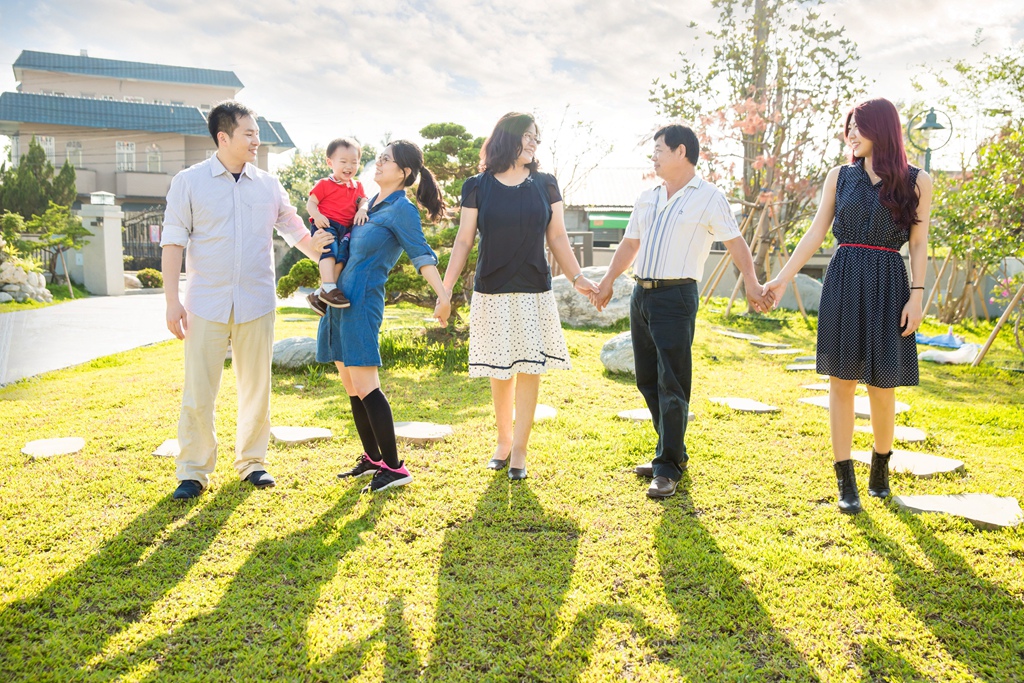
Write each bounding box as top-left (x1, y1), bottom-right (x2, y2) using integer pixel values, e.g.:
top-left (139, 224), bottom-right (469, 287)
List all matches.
top-left (906, 107), bottom-right (952, 173)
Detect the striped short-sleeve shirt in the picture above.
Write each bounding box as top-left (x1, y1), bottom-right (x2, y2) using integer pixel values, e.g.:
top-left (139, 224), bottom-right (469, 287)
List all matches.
top-left (624, 175), bottom-right (741, 281)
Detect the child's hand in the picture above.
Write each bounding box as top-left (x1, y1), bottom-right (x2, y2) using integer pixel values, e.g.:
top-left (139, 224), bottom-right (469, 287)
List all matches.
top-left (353, 207), bottom-right (368, 225)
top-left (312, 215), bottom-right (330, 229)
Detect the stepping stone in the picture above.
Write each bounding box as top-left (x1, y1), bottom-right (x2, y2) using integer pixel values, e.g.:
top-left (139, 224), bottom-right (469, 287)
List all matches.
top-left (616, 408), bottom-right (696, 422)
top-left (709, 397), bottom-right (779, 413)
top-left (22, 437), bottom-right (85, 459)
top-left (801, 383), bottom-right (831, 392)
top-left (850, 449), bottom-right (963, 477)
top-left (787, 363), bottom-right (817, 371)
top-left (750, 341), bottom-right (791, 348)
top-left (394, 421), bottom-right (453, 445)
top-left (793, 356), bottom-right (816, 362)
top-left (799, 395), bottom-right (909, 418)
top-left (760, 348), bottom-right (805, 355)
top-left (713, 329), bottom-right (762, 341)
top-left (512, 404), bottom-right (558, 421)
top-left (892, 494), bottom-right (1022, 530)
top-left (854, 425), bottom-right (926, 443)
top-left (152, 439), bottom-right (180, 457)
top-left (270, 426), bottom-right (333, 445)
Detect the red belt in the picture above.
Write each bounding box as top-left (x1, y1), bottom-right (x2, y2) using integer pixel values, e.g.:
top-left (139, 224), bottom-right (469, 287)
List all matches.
top-left (840, 243), bottom-right (898, 253)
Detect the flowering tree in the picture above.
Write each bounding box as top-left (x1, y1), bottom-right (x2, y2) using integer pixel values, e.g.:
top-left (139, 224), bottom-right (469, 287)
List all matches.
top-left (650, 0), bottom-right (864, 292)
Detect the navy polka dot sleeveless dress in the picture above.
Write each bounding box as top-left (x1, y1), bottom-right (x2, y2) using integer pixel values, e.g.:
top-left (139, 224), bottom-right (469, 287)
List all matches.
top-left (816, 160), bottom-right (920, 388)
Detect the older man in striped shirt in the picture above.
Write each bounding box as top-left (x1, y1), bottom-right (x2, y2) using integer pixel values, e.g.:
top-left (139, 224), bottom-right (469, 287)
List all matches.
top-left (594, 124), bottom-right (771, 499)
top-left (160, 101), bottom-right (332, 500)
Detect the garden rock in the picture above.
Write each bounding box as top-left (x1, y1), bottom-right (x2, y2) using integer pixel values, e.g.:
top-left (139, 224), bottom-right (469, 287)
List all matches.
top-left (272, 336), bottom-right (318, 370)
top-left (22, 437), bottom-right (85, 459)
top-left (514, 404), bottom-right (557, 421)
top-left (600, 331), bottom-right (634, 375)
top-left (0, 292), bottom-right (12, 303)
top-left (787, 363), bottom-right (817, 371)
top-left (760, 348), bottom-right (805, 355)
top-left (1, 284), bottom-right (18, 293)
top-left (709, 397), bottom-right (779, 413)
top-left (854, 425), bottom-right (926, 443)
top-left (124, 274), bottom-right (142, 289)
top-left (799, 395), bottom-right (909, 418)
top-left (152, 439), bottom-right (180, 457)
top-left (892, 494), bottom-right (1022, 530)
top-left (713, 328), bottom-right (761, 341)
top-left (552, 266), bottom-right (632, 327)
top-left (394, 421), bottom-right (453, 444)
top-left (777, 273), bottom-right (822, 312)
top-left (750, 341), bottom-right (791, 348)
top-left (270, 426), bottom-right (333, 445)
top-left (850, 448), bottom-right (960, 476)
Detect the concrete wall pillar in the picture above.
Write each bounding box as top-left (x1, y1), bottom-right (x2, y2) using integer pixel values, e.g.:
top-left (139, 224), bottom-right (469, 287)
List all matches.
top-left (75, 191), bottom-right (125, 296)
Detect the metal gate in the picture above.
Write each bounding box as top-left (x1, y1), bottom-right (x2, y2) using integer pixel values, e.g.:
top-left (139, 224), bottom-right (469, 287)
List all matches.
top-left (122, 206), bottom-right (165, 271)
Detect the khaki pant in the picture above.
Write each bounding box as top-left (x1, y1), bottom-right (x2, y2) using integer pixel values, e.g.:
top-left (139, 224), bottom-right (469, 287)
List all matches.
top-left (176, 310), bottom-right (275, 487)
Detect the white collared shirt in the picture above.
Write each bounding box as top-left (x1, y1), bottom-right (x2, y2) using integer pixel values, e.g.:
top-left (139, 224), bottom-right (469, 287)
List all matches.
top-left (161, 155), bottom-right (308, 324)
top-left (624, 175), bottom-right (741, 280)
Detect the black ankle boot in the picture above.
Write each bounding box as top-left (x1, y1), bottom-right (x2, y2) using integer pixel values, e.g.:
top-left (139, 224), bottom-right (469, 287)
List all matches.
top-left (833, 460), bottom-right (862, 514)
top-left (868, 449), bottom-right (892, 498)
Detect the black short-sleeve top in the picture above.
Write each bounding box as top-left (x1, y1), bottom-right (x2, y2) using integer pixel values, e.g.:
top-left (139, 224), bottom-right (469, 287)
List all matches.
top-left (461, 171), bottom-right (562, 294)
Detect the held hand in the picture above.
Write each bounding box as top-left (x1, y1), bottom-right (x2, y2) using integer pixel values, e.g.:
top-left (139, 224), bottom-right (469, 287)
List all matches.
top-left (433, 297), bottom-right (451, 326)
top-left (166, 300), bottom-right (188, 340)
top-left (900, 299), bottom-right (924, 337)
top-left (762, 278), bottom-right (788, 311)
top-left (312, 215), bottom-right (330, 229)
top-left (311, 228), bottom-right (334, 253)
top-left (353, 208), bottom-right (368, 226)
top-left (592, 279), bottom-right (614, 311)
top-left (573, 276), bottom-right (600, 298)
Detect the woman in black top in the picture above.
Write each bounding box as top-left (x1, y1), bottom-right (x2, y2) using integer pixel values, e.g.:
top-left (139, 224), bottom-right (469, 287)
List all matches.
top-left (443, 112), bottom-right (599, 480)
top-left (764, 98), bottom-right (932, 513)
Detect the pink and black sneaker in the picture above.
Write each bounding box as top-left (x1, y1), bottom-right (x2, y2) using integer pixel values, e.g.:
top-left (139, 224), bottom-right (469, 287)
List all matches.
top-left (362, 461), bottom-right (413, 493)
top-left (337, 453), bottom-right (381, 479)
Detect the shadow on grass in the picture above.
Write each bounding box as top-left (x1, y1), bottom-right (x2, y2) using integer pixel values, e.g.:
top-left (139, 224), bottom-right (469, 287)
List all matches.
top-left (0, 482), bottom-right (253, 682)
top-left (424, 474), bottom-right (584, 680)
top-left (854, 511), bottom-right (1024, 680)
top-left (653, 475), bottom-right (821, 680)
top-left (86, 486), bottom-right (383, 681)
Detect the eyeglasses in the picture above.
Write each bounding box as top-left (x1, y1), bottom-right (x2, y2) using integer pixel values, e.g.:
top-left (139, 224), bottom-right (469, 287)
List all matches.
top-left (522, 133), bottom-right (541, 145)
top-left (376, 153), bottom-right (394, 165)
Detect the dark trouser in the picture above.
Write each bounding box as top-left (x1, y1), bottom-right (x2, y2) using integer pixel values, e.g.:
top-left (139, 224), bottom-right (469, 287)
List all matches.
top-left (629, 281), bottom-right (698, 481)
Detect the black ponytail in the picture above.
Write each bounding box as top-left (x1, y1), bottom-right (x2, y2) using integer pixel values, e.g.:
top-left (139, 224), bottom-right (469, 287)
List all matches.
top-left (389, 139), bottom-right (447, 221)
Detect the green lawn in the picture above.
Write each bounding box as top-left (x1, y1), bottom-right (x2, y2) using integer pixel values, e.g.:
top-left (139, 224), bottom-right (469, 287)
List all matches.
top-left (1, 302), bottom-right (1022, 682)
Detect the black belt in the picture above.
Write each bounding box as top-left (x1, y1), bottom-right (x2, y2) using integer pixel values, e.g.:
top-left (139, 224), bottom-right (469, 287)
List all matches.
top-left (633, 276), bottom-right (696, 289)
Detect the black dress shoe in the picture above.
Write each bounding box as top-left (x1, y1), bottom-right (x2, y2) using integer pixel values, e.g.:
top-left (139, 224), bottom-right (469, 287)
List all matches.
top-left (172, 480), bottom-right (204, 500)
top-left (646, 476), bottom-right (678, 499)
top-left (634, 462), bottom-right (654, 478)
top-left (244, 470), bottom-right (276, 488)
top-left (508, 466), bottom-right (527, 481)
top-left (487, 454), bottom-right (510, 471)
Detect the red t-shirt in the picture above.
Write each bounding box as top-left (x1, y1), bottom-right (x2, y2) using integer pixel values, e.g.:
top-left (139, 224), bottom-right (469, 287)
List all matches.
top-left (309, 177), bottom-right (366, 226)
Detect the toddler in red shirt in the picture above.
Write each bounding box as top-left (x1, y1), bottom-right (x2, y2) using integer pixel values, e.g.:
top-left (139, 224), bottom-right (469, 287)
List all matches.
top-left (306, 137), bottom-right (368, 313)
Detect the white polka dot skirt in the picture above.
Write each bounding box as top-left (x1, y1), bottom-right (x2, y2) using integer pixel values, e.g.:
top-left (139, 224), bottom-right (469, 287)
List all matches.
top-left (468, 290), bottom-right (572, 380)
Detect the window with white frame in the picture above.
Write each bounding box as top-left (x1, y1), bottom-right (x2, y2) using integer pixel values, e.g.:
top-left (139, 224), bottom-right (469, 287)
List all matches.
top-left (146, 144), bottom-right (162, 173)
top-left (116, 141), bottom-right (136, 172)
top-left (10, 135), bottom-right (20, 167)
top-left (124, 96), bottom-right (144, 103)
top-left (66, 141), bottom-right (83, 168)
top-left (38, 136), bottom-right (56, 165)
top-left (199, 104), bottom-right (211, 113)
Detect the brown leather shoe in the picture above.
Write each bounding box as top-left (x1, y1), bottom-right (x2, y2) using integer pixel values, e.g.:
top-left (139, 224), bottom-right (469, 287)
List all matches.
top-left (306, 291), bottom-right (327, 317)
top-left (319, 288), bottom-right (351, 308)
top-left (634, 462), bottom-right (654, 478)
top-left (647, 476), bottom-right (678, 499)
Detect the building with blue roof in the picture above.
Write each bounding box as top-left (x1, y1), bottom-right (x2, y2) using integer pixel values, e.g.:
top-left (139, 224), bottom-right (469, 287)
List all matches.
top-left (0, 50), bottom-right (294, 209)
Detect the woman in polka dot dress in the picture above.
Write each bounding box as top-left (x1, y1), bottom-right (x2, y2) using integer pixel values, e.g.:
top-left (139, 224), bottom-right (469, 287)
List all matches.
top-left (443, 112), bottom-right (599, 480)
top-left (764, 98), bottom-right (933, 514)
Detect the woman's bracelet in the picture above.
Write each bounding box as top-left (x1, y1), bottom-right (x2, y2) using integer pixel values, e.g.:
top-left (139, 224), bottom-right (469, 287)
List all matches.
top-left (910, 286), bottom-right (925, 291)
top-left (572, 272), bottom-right (583, 285)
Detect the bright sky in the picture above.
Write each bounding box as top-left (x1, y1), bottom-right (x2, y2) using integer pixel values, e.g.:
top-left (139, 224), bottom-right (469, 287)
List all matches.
top-left (1, 0), bottom-right (1022, 175)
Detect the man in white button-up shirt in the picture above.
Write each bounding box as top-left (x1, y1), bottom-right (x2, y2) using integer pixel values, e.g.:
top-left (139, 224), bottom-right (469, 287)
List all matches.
top-left (160, 101), bottom-right (331, 500)
top-left (594, 125), bottom-right (770, 500)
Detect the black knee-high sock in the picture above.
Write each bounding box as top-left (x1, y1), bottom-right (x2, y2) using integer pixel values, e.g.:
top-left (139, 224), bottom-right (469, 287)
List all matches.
top-left (348, 395), bottom-right (380, 460)
top-left (360, 388), bottom-right (399, 469)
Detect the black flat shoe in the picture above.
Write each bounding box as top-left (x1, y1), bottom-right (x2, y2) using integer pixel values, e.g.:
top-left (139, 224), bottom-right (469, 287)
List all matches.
top-left (487, 454), bottom-right (510, 471)
top-left (172, 480), bottom-right (204, 500)
top-left (508, 466), bottom-right (527, 481)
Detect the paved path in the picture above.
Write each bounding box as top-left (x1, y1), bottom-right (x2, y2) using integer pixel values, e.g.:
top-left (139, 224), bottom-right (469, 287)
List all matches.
top-left (0, 283), bottom-right (315, 386)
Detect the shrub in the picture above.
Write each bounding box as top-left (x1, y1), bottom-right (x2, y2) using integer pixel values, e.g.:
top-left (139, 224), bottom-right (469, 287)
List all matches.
top-left (276, 259), bottom-right (321, 298)
top-left (137, 268), bottom-right (163, 288)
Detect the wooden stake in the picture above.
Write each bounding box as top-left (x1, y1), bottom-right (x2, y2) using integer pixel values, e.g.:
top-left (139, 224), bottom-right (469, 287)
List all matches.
top-left (972, 282), bottom-right (1024, 366)
top-left (925, 253), bottom-right (951, 316)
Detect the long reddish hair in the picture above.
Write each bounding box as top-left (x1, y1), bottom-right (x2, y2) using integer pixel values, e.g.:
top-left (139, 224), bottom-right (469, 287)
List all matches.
top-left (844, 98), bottom-right (919, 231)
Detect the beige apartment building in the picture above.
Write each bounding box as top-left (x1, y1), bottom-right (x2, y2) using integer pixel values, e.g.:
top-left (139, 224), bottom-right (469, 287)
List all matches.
top-left (0, 50), bottom-right (294, 209)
